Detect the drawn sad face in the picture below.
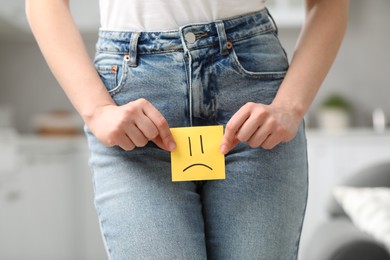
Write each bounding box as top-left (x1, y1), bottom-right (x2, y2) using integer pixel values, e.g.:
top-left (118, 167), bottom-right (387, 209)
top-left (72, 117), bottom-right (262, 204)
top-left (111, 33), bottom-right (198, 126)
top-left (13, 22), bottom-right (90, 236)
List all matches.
top-left (183, 134), bottom-right (213, 172)
top-left (170, 126), bottom-right (225, 182)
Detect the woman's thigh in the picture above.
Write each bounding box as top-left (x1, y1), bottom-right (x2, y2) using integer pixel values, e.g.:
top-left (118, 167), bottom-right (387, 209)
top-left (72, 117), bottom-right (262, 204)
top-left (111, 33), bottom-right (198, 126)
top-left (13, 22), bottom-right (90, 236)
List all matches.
top-left (201, 124), bottom-right (308, 260)
top-left (86, 137), bottom-right (207, 260)
top-left (90, 37), bottom-right (208, 259)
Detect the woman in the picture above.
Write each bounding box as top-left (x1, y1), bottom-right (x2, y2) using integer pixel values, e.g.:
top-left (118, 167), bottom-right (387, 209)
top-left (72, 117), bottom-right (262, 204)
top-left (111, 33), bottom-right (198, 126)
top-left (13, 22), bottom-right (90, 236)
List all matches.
top-left (26, 0), bottom-right (348, 259)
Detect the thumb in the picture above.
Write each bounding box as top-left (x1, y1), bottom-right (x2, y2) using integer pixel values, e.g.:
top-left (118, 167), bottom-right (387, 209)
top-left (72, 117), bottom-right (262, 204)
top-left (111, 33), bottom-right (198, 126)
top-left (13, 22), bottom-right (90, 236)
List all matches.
top-left (220, 136), bottom-right (240, 155)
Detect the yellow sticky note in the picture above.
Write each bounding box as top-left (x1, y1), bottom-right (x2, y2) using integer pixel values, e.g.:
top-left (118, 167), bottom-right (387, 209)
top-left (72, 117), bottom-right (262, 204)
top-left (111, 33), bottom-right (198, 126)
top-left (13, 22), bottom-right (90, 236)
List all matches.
top-left (170, 125), bottom-right (226, 182)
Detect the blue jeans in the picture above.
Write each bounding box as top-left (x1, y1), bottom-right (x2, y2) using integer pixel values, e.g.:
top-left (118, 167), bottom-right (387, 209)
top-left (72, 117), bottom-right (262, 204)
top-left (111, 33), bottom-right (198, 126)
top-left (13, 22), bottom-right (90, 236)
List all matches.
top-left (85, 9), bottom-right (308, 260)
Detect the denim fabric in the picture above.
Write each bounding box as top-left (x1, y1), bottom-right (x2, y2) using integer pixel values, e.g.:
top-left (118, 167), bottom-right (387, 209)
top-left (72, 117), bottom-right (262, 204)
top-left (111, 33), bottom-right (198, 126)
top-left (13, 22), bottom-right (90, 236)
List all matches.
top-left (85, 9), bottom-right (308, 260)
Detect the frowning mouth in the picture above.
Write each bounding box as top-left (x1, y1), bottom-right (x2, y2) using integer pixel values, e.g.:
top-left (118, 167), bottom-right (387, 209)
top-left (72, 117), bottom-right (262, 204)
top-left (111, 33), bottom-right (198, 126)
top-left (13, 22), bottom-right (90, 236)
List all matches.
top-left (183, 163), bottom-right (213, 172)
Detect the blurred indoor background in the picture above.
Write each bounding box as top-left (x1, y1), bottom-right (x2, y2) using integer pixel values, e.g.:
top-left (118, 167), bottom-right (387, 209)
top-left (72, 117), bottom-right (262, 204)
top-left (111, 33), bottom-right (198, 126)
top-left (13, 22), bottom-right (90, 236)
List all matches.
top-left (0, 0), bottom-right (389, 259)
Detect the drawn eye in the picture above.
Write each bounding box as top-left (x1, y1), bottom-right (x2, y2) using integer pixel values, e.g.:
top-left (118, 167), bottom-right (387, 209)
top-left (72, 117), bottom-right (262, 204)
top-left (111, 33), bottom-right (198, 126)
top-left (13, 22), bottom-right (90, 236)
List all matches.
top-left (188, 135), bottom-right (204, 156)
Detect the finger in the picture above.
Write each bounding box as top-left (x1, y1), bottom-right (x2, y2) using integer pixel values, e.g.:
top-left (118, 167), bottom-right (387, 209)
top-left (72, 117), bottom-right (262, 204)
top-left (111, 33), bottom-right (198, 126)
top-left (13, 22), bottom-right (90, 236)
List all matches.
top-left (141, 100), bottom-right (176, 151)
top-left (151, 136), bottom-right (168, 150)
top-left (229, 138), bottom-right (241, 153)
top-left (235, 113), bottom-right (266, 142)
top-left (224, 109), bottom-right (250, 142)
top-left (261, 133), bottom-right (281, 150)
top-left (159, 126), bottom-right (176, 151)
top-left (117, 133), bottom-right (136, 151)
top-left (123, 99), bottom-right (159, 140)
top-left (221, 105), bottom-right (252, 154)
top-left (247, 131), bottom-right (270, 148)
top-left (125, 124), bottom-right (149, 147)
top-left (261, 125), bottom-right (288, 150)
top-left (135, 116), bottom-right (159, 140)
top-left (247, 118), bottom-right (276, 148)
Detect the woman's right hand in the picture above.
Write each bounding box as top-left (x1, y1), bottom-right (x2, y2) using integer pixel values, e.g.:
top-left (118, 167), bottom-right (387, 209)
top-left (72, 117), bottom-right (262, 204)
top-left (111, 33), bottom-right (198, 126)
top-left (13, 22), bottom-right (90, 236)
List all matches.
top-left (86, 98), bottom-right (176, 152)
top-left (26, 1), bottom-right (176, 152)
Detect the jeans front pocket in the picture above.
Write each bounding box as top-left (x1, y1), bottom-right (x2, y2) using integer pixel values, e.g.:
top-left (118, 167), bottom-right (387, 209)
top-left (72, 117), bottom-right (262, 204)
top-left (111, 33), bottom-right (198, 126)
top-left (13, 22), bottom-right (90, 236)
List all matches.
top-left (228, 31), bottom-right (289, 80)
top-left (95, 54), bottom-right (129, 96)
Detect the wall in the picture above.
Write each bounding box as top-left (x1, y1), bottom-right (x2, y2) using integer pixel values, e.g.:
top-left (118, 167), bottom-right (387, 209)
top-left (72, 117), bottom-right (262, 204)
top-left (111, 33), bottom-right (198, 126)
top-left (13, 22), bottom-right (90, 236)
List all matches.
top-left (278, 0), bottom-right (390, 127)
top-left (1, 0), bottom-right (389, 133)
top-left (0, 33), bottom-right (98, 133)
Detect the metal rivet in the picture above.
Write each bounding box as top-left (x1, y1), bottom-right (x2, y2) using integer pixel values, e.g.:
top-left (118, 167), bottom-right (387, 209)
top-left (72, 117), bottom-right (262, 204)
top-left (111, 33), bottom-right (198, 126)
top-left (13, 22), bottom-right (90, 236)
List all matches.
top-left (184, 32), bottom-right (196, 44)
top-left (227, 41), bottom-right (233, 49)
top-left (111, 65), bottom-right (117, 74)
top-left (124, 55), bottom-right (130, 61)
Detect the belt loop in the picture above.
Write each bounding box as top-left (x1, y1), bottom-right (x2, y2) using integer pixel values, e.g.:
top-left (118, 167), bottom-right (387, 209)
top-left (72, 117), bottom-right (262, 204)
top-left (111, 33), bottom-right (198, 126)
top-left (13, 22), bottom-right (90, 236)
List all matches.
top-left (266, 8), bottom-right (279, 35)
top-left (215, 21), bottom-right (229, 56)
top-left (128, 32), bottom-right (140, 67)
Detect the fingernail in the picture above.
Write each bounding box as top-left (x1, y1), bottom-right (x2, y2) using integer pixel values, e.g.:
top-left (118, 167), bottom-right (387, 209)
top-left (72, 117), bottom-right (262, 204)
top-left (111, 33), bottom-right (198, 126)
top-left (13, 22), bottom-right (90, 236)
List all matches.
top-left (220, 145), bottom-right (228, 155)
top-left (168, 141), bottom-right (176, 151)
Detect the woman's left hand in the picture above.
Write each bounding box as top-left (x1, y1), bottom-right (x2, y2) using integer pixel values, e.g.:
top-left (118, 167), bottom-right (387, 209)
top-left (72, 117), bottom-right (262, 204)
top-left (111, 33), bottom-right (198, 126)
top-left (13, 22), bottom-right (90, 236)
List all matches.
top-left (220, 102), bottom-right (303, 154)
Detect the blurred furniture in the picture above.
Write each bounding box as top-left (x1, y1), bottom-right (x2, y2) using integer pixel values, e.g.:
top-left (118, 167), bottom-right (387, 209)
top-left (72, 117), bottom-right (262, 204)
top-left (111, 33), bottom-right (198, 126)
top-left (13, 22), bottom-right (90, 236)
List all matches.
top-left (0, 136), bottom-right (106, 260)
top-left (299, 130), bottom-right (390, 258)
top-left (303, 161), bottom-right (390, 260)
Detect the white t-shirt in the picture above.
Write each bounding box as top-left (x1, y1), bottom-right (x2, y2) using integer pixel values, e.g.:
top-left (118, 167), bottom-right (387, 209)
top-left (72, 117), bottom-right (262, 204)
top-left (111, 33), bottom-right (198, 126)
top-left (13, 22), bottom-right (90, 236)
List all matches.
top-left (99, 0), bottom-right (267, 32)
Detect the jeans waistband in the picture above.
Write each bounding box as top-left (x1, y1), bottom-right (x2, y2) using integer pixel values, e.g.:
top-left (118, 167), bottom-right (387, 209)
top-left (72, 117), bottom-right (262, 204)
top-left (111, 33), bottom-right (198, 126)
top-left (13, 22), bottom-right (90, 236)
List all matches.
top-left (96, 8), bottom-right (277, 58)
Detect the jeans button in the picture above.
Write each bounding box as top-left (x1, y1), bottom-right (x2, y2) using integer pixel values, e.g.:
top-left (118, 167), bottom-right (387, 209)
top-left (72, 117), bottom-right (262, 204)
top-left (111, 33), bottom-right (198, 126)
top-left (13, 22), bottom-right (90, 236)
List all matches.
top-left (185, 32), bottom-right (196, 44)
